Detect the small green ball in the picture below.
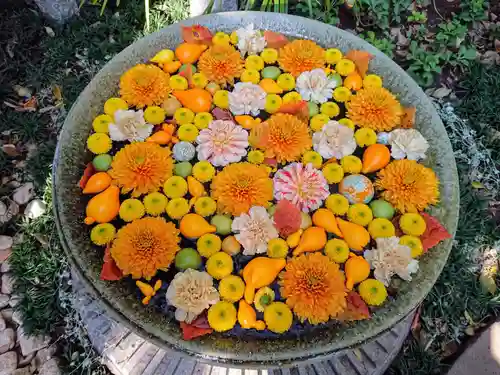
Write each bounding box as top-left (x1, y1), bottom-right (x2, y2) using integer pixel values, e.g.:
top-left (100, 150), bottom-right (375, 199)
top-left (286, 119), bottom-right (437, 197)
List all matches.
top-left (261, 66), bottom-right (281, 80)
top-left (174, 162), bottom-right (193, 177)
top-left (308, 102), bottom-right (319, 117)
top-left (92, 154), bottom-right (113, 171)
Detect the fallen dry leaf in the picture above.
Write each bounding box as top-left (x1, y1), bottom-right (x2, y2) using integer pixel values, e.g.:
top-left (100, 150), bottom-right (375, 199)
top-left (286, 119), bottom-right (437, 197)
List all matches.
top-left (44, 26), bottom-right (55, 37)
top-left (495, 39), bottom-right (500, 52)
top-left (431, 87), bottom-right (452, 99)
top-left (1, 144), bottom-right (19, 157)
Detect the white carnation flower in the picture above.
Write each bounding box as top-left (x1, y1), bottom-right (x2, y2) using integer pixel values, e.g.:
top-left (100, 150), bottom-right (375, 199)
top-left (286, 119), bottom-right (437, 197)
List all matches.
top-left (389, 128), bottom-right (429, 161)
top-left (108, 109), bottom-right (153, 142)
top-left (296, 69), bottom-right (339, 104)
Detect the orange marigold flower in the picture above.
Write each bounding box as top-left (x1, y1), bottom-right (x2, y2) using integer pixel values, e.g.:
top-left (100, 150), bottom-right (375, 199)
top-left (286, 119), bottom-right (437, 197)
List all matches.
top-left (278, 40), bottom-right (326, 77)
top-left (111, 217), bottom-right (180, 279)
top-left (109, 142), bottom-right (173, 197)
top-left (198, 44), bottom-right (244, 86)
top-left (250, 113), bottom-right (312, 163)
top-left (120, 64), bottom-right (170, 108)
top-left (279, 253), bottom-right (347, 324)
top-left (375, 159), bottom-right (439, 213)
top-left (346, 87), bottom-right (403, 131)
top-left (210, 162), bottom-right (273, 216)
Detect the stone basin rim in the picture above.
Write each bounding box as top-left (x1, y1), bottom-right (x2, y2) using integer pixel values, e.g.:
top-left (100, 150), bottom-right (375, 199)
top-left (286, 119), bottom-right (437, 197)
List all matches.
top-left (53, 11), bottom-right (459, 367)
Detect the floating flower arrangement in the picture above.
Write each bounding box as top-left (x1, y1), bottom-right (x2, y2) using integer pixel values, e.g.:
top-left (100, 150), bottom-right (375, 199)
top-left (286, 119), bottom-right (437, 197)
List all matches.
top-left (80, 24), bottom-right (452, 340)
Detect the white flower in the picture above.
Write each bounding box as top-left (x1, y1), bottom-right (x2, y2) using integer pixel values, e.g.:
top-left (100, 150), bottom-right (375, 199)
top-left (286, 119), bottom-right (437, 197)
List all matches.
top-left (363, 236), bottom-right (419, 286)
top-left (166, 269), bottom-right (220, 323)
top-left (108, 109), bottom-right (153, 142)
top-left (236, 24), bottom-right (267, 56)
top-left (228, 82), bottom-right (266, 116)
top-left (312, 121), bottom-right (357, 159)
top-left (389, 129), bottom-right (429, 161)
top-left (196, 120), bottom-right (249, 167)
top-left (296, 69), bottom-right (339, 104)
top-left (231, 206), bottom-right (279, 256)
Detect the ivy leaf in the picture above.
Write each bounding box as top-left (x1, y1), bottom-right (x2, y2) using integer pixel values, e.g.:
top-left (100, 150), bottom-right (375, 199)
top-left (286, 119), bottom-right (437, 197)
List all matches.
top-left (277, 100), bottom-right (309, 123)
top-left (181, 25), bottom-right (213, 45)
top-left (401, 106), bottom-right (416, 129)
top-left (79, 163), bottom-right (95, 189)
top-left (420, 213), bottom-right (451, 252)
top-left (180, 313), bottom-right (213, 340)
top-left (337, 291), bottom-right (370, 322)
top-left (263, 31), bottom-right (289, 49)
top-left (345, 50), bottom-right (373, 77)
top-left (100, 245), bottom-right (123, 281)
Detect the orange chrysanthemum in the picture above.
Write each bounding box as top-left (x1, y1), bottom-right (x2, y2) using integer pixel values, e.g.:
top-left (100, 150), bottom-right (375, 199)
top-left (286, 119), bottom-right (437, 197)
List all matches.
top-left (120, 64), bottom-right (170, 108)
top-left (109, 142), bottom-right (173, 197)
top-left (375, 159), bottom-right (439, 213)
top-left (250, 113), bottom-right (312, 163)
top-left (198, 44), bottom-right (244, 86)
top-left (278, 40), bottom-right (326, 77)
top-left (279, 253), bottom-right (347, 324)
top-left (346, 87), bottom-right (403, 131)
top-left (111, 217), bottom-right (180, 279)
top-left (210, 163), bottom-right (273, 216)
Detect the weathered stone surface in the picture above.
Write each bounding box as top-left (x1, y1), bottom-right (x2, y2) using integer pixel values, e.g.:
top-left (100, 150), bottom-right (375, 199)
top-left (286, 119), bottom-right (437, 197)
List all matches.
top-left (1, 262), bottom-right (11, 273)
top-left (18, 352), bottom-right (35, 368)
top-left (12, 367), bottom-right (31, 375)
top-left (24, 199), bottom-right (46, 220)
top-left (1, 310), bottom-right (13, 324)
top-left (1, 275), bottom-right (12, 295)
top-left (38, 359), bottom-right (60, 375)
top-left (0, 238), bottom-right (12, 253)
top-left (17, 327), bottom-right (50, 357)
top-left (0, 351), bottom-right (17, 375)
top-left (0, 251), bottom-right (11, 265)
top-left (0, 296), bottom-right (10, 309)
top-left (34, 346), bottom-right (56, 368)
top-left (0, 329), bottom-right (14, 354)
top-left (0, 316), bottom-right (6, 331)
top-left (8, 296), bottom-right (20, 308)
top-left (12, 183), bottom-right (34, 206)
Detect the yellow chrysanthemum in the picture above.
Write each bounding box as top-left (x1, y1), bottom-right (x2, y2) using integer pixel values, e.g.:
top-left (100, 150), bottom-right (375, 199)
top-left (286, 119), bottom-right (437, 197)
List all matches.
top-left (278, 40), bottom-right (326, 77)
top-left (250, 113), bottom-right (312, 163)
top-left (279, 253), bottom-right (347, 324)
top-left (375, 159), bottom-right (439, 213)
top-left (109, 142), bottom-right (173, 197)
top-left (110, 217), bottom-right (180, 279)
top-left (346, 87), bottom-right (403, 131)
top-left (198, 44), bottom-right (244, 86)
top-left (211, 163), bottom-right (273, 216)
top-left (119, 64), bottom-right (170, 108)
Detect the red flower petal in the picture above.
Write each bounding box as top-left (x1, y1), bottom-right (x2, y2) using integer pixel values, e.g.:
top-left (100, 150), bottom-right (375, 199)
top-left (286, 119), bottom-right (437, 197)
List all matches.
top-left (277, 100), bottom-right (309, 124)
top-left (179, 314), bottom-right (213, 340)
top-left (181, 25), bottom-right (213, 45)
top-left (337, 291), bottom-right (370, 322)
top-left (212, 107), bottom-right (234, 122)
top-left (264, 31), bottom-right (289, 49)
top-left (273, 199), bottom-right (301, 237)
top-left (420, 213), bottom-right (451, 252)
top-left (79, 163), bottom-right (95, 189)
top-left (100, 245), bottom-right (123, 281)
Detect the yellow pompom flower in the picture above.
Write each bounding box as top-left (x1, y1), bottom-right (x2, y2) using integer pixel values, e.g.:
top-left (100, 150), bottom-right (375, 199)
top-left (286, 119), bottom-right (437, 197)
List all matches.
top-left (320, 102), bottom-right (340, 118)
top-left (325, 48), bottom-right (343, 64)
top-left (267, 238), bottom-right (289, 258)
top-left (368, 218), bottom-right (396, 239)
top-left (333, 87), bottom-right (352, 102)
top-left (335, 59), bottom-right (356, 76)
top-left (212, 31), bottom-right (230, 45)
top-left (322, 163), bottom-right (344, 184)
top-left (92, 114), bottom-right (113, 133)
top-left (90, 223), bottom-right (116, 246)
top-left (174, 108), bottom-right (195, 125)
top-left (340, 155), bottom-right (362, 174)
top-left (338, 118), bottom-right (355, 130)
top-left (230, 31), bottom-right (238, 44)
top-left (247, 150), bottom-right (265, 164)
top-left (400, 235), bottom-right (424, 258)
top-left (325, 239), bottom-right (350, 263)
top-left (219, 275), bottom-right (245, 302)
top-left (104, 97), bottom-right (128, 116)
top-left (358, 279), bottom-right (387, 306)
top-left (302, 151), bottom-right (323, 169)
top-left (119, 199), bottom-right (146, 222)
top-left (276, 73), bottom-right (296, 91)
top-left (261, 48), bottom-right (279, 64)
top-left (354, 128), bottom-right (377, 147)
top-left (87, 133), bottom-right (112, 154)
top-left (282, 91), bottom-right (302, 104)
top-left (347, 203), bottom-right (373, 227)
top-left (177, 124), bottom-right (199, 142)
top-left (363, 74), bottom-right (383, 89)
top-left (240, 69), bottom-right (260, 84)
top-left (192, 161), bottom-right (216, 182)
top-left (325, 194), bottom-right (349, 215)
top-left (208, 301), bottom-right (237, 332)
top-left (169, 75), bottom-right (188, 90)
top-left (144, 106), bottom-right (166, 125)
top-left (197, 233), bottom-right (222, 258)
top-left (213, 90), bottom-right (229, 109)
top-left (206, 252), bottom-right (233, 280)
top-left (194, 112), bottom-right (213, 129)
top-left (310, 113), bottom-right (330, 132)
top-left (143, 192), bottom-right (168, 216)
top-left (191, 72), bottom-right (209, 88)
top-left (265, 94), bottom-right (283, 114)
top-left (163, 176), bottom-right (188, 198)
top-left (264, 302), bottom-right (293, 334)
top-left (166, 197), bottom-right (190, 219)
top-left (194, 196), bottom-right (217, 217)
top-left (400, 213), bottom-right (427, 236)
top-left (245, 55), bottom-right (265, 71)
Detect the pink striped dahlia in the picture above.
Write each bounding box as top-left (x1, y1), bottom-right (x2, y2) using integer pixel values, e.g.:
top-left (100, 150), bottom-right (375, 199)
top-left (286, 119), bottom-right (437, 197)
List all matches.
top-left (273, 163), bottom-right (329, 212)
